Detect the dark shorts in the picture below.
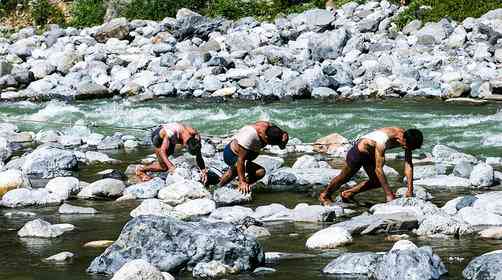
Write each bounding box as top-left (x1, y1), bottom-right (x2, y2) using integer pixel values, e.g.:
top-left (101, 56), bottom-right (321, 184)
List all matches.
top-left (151, 126), bottom-right (175, 155)
top-left (223, 143), bottom-right (259, 167)
top-left (346, 141), bottom-right (375, 171)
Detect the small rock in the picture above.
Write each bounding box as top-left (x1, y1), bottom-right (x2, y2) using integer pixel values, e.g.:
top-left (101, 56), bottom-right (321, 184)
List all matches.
top-left (45, 252), bottom-right (74, 263)
top-left (306, 227), bottom-right (352, 249)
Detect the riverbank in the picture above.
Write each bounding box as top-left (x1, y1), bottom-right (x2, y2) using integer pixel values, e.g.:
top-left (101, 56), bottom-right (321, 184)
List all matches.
top-left (0, 1), bottom-right (501, 103)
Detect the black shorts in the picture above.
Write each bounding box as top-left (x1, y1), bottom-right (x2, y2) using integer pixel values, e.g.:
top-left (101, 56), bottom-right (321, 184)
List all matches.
top-left (151, 127), bottom-right (175, 155)
top-left (346, 141), bottom-right (375, 171)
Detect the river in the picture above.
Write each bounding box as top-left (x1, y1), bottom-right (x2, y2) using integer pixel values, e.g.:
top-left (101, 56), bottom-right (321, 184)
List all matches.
top-left (0, 98), bottom-right (501, 280)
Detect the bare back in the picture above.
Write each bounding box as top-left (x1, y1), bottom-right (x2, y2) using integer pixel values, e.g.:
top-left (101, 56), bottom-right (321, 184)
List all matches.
top-left (357, 127), bottom-right (405, 154)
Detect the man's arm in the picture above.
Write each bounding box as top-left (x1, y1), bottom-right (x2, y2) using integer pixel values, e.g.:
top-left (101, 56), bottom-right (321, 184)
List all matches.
top-left (404, 149), bottom-right (414, 197)
top-left (235, 146), bottom-right (251, 193)
top-left (374, 145), bottom-right (394, 200)
top-left (160, 137), bottom-right (175, 172)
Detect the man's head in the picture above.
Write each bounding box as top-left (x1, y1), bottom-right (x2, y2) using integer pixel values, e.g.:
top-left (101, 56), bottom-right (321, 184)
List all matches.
top-left (404, 129), bottom-right (423, 150)
top-left (186, 136), bottom-right (201, 155)
top-left (266, 125), bottom-right (289, 149)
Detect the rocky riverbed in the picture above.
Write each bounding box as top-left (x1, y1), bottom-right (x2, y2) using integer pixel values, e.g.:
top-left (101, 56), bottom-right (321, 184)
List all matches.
top-left (0, 113), bottom-right (501, 279)
top-left (0, 1), bottom-right (502, 102)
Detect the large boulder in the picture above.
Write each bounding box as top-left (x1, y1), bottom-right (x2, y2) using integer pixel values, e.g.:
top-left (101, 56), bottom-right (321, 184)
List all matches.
top-left (370, 198), bottom-right (441, 223)
top-left (208, 206), bottom-right (254, 223)
top-left (456, 207), bottom-right (502, 226)
top-left (0, 137), bottom-right (12, 161)
top-left (322, 252), bottom-right (382, 276)
top-left (111, 259), bottom-right (170, 280)
top-left (21, 144), bottom-right (78, 178)
top-left (77, 178), bottom-right (125, 199)
top-left (0, 169), bottom-right (31, 198)
top-left (87, 215), bottom-right (264, 274)
top-left (45, 176), bottom-right (80, 200)
top-left (58, 203), bottom-right (98, 214)
top-left (308, 29), bottom-right (348, 61)
top-left (469, 163), bottom-right (494, 187)
top-left (414, 175), bottom-right (471, 189)
top-left (268, 168), bottom-right (340, 187)
top-left (415, 213), bottom-right (474, 236)
top-left (1, 188), bottom-right (62, 208)
top-left (212, 187), bottom-right (251, 206)
top-left (129, 199), bottom-right (177, 218)
top-left (431, 145), bottom-right (477, 164)
top-left (463, 250), bottom-right (502, 280)
top-left (95, 18), bottom-right (129, 43)
top-left (373, 241), bottom-right (447, 280)
top-left (174, 9), bottom-right (223, 41)
top-left (17, 219), bottom-right (70, 238)
top-left (292, 155), bottom-right (320, 169)
top-left (123, 178), bottom-right (165, 199)
top-left (158, 179), bottom-right (210, 206)
top-left (416, 22), bottom-right (449, 45)
top-left (173, 198), bottom-right (216, 217)
top-left (306, 226), bottom-right (352, 249)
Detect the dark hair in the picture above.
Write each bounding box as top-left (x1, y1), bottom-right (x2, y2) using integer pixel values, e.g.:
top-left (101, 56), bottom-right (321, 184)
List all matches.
top-left (266, 125), bottom-right (284, 145)
top-left (186, 137), bottom-right (201, 155)
top-left (404, 129), bottom-right (423, 150)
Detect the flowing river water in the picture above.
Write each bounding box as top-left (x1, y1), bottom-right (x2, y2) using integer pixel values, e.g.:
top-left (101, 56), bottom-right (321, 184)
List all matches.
top-left (0, 98), bottom-right (502, 280)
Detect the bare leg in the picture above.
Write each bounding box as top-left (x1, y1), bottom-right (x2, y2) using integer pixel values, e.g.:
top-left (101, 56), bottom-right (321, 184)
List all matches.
top-left (219, 166), bottom-right (237, 187)
top-left (136, 149), bottom-right (168, 182)
top-left (245, 162), bottom-right (266, 185)
top-left (341, 163), bottom-right (394, 202)
top-left (319, 163), bottom-right (358, 206)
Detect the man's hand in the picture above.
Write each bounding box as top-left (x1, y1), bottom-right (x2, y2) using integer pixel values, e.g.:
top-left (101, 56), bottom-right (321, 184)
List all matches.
top-left (168, 166), bottom-right (176, 174)
top-left (238, 181), bottom-right (251, 194)
top-left (200, 168), bottom-right (208, 185)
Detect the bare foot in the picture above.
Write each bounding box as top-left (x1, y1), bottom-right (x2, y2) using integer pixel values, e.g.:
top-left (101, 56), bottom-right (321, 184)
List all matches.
top-left (319, 191), bottom-right (334, 206)
top-left (135, 165), bottom-right (152, 182)
top-left (386, 192), bottom-right (396, 202)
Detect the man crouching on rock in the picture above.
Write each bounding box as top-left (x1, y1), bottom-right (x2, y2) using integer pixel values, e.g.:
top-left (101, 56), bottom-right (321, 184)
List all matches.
top-left (136, 123), bottom-right (207, 184)
top-left (319, 127), bottom-right (423, 206)
top-left (219, 121), bottom-right (289, 193)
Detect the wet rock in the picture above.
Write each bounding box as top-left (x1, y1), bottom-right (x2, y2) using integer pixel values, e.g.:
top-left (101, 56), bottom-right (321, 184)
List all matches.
top-left (45, 177), bottom-right (80, 200)
top-left (416, 22), bottom-right (449, 45)
top-left (244, 226), bottom-right (271, 238)
top-left (453, 160), bottom-right (473, 178)
top-left (306, 226), bottom-right (352, 249)
top-left (0, 169), bottom-right (31, 198)
top-left (432, 145), bottom-right (477, 164)
top-left (158, 179), bottom-right (210, 206)
top-left (1, 188), bottom-right (62, 208)
top-left (76, 82), bottom-right (111, 100)
top-left (208, 206), bottom-right (254, 223)
top-left (174, 9), bottom-right (223, 41)
top-left (213, 187), bottom-right (252, 206)
top-left (463, 250), bottom-right (502, 280)
top-left (469, 163), bottom-right (494, 187)
top-left (58, 203), bottom-right (97, 214)
top-left (479, 227), bottom-right (502, 239)
top-left (322, 252), bottom-right (382, 276)
top-left (291, 204), bottom-right (341, 223)
top-left (174, 198), bottom-right (216, 217)
top-left (252, 203), bottom-right (290, 221)
top-left (123, 177), bottom-right (165, 199)
top-left (0, 137), bottom-right (12, 162)
top-left (335, 212), bottom-right (419, 235)
top-left (395, 186), bottom-right (432, 201)
top-left (292, 155), bottom-right (319, 169)
top-left (45, 252), bottom-right (74, 263)
top-left (111, 259), bottom-right (166, 280)
top-left (21, 144), bottom-right (78, 178)
top-left (415, 213), bottom-right (474, 236)
top-left (77, 178), bottom-right (125, 199)
top-left (84, 240), bottom-right (115, 248)
top-left (309, 29), bottom-right (348, 61)
top-left (85, 151), bottom-right (119, 164)
top-left (414, 175), bottom-right (471, 189)
top-left (87, 215), bottom-right (264, 274)
top-left (130, 199), bottom-right (176, 218)
top-left (4, 211), bottom-right (36, 218)
top-left (374, 241), bottom-right (447, 280)
top-left (193, 260), bottom-right (234, 278)
top-left (95, 18), bottom-right (129, 43)
top-left (269, 168), bottom-right (340, 187)
top-left (313, 133), bottom-right (350, 154)
top-left (17, 219), bottom-right (66, 238)
top-left (456, 207), bottom-right (502, 226)
top-left (370, 198), bottom-right (441, 223)
top-left (97, 134), bottom-right (124, 150)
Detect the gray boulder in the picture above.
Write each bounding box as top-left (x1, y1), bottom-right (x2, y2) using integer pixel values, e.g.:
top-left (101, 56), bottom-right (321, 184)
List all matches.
top-left (208, 206), bottom-right (254, 223)
top-left (414, 175), bottom-right (471, 189)
top-left (87, 215), bottom-right (264, 274)
top-left (469, 163), bottom-right (494, 187)
top-left (213, 187), bottom-right (252, 206)
top-left (123, 178), bottom-right (166, 199)
top-left (17, 219), bottom-right (67, 238)
top-left (129, 199), bottom-right (176, 218)
top-left (269, 167), bottom-right (340, 187)
top-left (95, 18), bottom-right (130, 43)
top-left (416, 22), bottom-right (449, 45)
top-left (322, 252), bottom-right (382, 276)
top-left (45, 176), bottom-right (81, 200)
top-left (308, 29), bottom-right (348, 61)
top-left (463, 250), bottom-right (502, 280)
top-left (58, 203), bottom-right (98, 214)
top-left (1, 188), bottom-right (62, 208)
top-left (174, 9), bottom-right (223, 41)
top-left (77, 178), bottom-right (125, 199)
top-left (431, 145), bottom-right (477, 164)
top-left (374, 242), bottom-right (447, 280)
top-left (76, 82), bottom-right (111, 100)
top-left (110, 259), bottom-right (168, 280)
top-left (21, 144), bottom-right (78, 178)
top-left (415, 213), bottom-right (474, 236)
top-left (453, 160), bottom-right (473, 178)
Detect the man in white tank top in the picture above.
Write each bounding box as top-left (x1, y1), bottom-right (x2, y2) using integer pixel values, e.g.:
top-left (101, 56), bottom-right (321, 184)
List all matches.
top-left (319, 127), bottom-right (423, 205)
top-left (136, 123), bottom-right (208, 184)
top-left (219, 121), bottom-right (289, 193)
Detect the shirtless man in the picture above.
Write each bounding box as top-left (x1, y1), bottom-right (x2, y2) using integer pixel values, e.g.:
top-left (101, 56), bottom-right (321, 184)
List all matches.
top-left (319, 127), bottom-right (423, 205)
top-left (136, 123), bottom-right (207, 184)
top-left (219, 121), bottom-right (289, 193)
